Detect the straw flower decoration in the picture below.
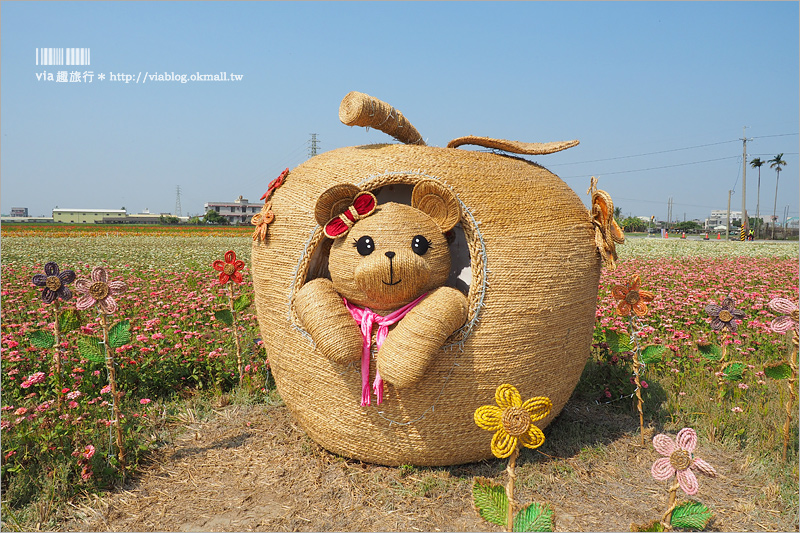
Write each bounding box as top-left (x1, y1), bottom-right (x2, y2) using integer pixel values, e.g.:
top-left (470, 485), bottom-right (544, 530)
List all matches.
top-left (32, 262), bottom-right (76, 303)
top-left (251, 202), bottom-right (275, 242)
top-left (768, 298), bottom-right (799, 334)
top-left (651, 427), bottom-right (716, 496)
top-left (611, 274), bottom-right (654, 317)
top-left (212, 250), bottom-right (245, 285)
top-left (705, 297), bottom-right (746, 333)
top-left (75, 266), bottom-right (128, 314)
top-left (474, 384), bottom-right (552, 459)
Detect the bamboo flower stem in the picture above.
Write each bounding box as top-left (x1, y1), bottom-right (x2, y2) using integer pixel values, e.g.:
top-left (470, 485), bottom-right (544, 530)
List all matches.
top-left (783, 340), bottom-right (798, 461)
top-left (101, 314), bottom-right (127, 475)
top-left (660, 481), bottom-right (680, 530)
top-left (53, 300), bottom-right (63, 412)
top-left (228, 282), bottom-right (243, 387)
top-left (505, 446), bottom-right (519, 532)
top-left (630, 316), bottom-right (645, 446)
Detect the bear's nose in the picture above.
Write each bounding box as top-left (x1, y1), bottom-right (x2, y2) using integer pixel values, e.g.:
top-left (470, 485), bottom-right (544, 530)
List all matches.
top-left (385, 251), bottom-right (395, 259)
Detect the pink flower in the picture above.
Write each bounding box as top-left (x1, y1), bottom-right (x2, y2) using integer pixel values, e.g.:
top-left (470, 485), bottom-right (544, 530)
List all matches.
top-left (75, 266), bottom-right (128, 314)
top-left (21, 371), bottom-right (46, 388)
top-left (83, 444), bottom-right (96, 459)
top-left (66, 390), bottom-right (82, 400)
top-left (13, 407), bottom-right (27, 416)
top-left (768, 298), bottom-right (799, 334)
top-left (731, 406), bottom-right (743, 413)
top-left (100, 384), bottom-right (112, 394)
top-left (139, 398), bottom-right (151, 405)
top-left (651, 427), bottom-right (716, 495)
top-left (68, 401), bottom-right (79, 409)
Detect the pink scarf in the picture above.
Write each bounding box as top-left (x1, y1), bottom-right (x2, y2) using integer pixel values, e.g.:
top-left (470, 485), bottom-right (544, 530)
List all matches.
top-left (343, 293), bottom-right (428, 406)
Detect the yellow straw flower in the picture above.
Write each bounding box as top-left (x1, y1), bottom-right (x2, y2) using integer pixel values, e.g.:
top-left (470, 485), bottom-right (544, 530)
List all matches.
top-left (474, 384), bottom-right (552, 458)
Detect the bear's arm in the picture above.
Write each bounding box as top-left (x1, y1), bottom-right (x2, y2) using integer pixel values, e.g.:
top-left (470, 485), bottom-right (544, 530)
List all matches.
top-left (377, 286), bottom-right (468, 389)
top-left (294, 278), bottom-right (364, 365)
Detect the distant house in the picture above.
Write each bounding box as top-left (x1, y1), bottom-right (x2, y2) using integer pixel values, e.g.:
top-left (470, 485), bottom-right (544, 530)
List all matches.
top-left (100, 208), bottom-right (166, 224)
top-left (203, 195), bottom-right (262, 224)
top-left (53, 208), bottom-right (126, 224)
top-left (10, 207), bottom-right (28, 217)
top-left (705, 210), bottom-right (741, 229)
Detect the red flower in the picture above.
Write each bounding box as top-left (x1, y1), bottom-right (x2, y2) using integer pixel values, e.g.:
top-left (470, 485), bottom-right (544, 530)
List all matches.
top-left (212, 250), bottom-right (245, 285)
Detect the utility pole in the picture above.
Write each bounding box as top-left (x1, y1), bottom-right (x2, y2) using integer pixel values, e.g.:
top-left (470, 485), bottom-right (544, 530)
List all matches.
top-left (784, 205), bottom-right (790, 239)
top-left (740, 127), bottom-right (752, 241)
top-left (726, 190), bottom-right (732, 241)
top-left (666, 197), bottom-right (673, 227)
top-left (309, 133), bottom-right (320, 158)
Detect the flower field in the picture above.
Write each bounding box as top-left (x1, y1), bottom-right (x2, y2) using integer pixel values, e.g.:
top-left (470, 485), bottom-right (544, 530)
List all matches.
top-left (1, 230), bottom-right (798, 529)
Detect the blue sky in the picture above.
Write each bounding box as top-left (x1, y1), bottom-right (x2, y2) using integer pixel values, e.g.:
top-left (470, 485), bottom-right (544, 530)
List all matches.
top-left (2, 1), bottom-right (798, 224)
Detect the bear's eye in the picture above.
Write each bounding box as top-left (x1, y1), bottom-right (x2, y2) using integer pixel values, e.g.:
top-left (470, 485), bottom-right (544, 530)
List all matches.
top-left (411, 235), bottom-right (432, 256)
top-left (353, 235), bottom-right (375, 256)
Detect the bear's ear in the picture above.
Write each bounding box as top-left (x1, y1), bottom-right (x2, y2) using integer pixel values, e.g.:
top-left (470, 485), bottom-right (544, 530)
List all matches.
top-left (411, 180), bottom-right (461, 232)
top-left (314, 184), bottom-right (363, 227)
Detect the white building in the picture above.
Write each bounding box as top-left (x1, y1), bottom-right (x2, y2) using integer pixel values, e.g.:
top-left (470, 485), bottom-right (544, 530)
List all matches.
top-left (204, 195), bottom-right (262, 224)
top-left (53, 208), bottom-right (127, 223)
top-left (705, 210), bottom-right (742, 229)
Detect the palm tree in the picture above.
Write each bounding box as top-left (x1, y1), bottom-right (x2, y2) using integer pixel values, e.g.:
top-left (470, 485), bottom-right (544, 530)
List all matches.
top-left (768, 153), bottom-right (787, 239)
top-left (750, 157), bottom-right (764, 238)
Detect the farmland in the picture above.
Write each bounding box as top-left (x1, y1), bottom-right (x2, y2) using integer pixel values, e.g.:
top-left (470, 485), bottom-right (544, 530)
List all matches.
top-left (1, 227), bottom-right (798, 531)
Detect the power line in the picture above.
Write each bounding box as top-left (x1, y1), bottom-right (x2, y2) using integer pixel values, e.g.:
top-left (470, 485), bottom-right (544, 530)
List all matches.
top-left (561, 155), bottom-right (740, 179)
top-left (551, 139), bottom-right (741, 167)
top-left (552, 132), bottom-right (798, 169)
top-left (752, 133), bottom-right (799, 140)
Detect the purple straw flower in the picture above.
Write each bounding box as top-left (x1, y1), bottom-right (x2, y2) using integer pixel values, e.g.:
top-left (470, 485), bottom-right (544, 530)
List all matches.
top-left (705, 297), bottom-right (746, 332)
top-left (32, 262), bottom-right (76, 303)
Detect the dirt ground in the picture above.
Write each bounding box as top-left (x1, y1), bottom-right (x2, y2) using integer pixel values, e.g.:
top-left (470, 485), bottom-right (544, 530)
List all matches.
top-left (60, 400), bottom-right (798, 532)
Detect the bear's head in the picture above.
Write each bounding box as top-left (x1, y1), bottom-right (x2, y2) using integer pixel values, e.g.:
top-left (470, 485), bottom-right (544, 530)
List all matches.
top-left (314, 180), bottom-right (461, 313)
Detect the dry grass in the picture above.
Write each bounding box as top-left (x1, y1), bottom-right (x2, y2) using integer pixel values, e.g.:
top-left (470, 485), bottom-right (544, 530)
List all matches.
top-left (49, 396), bottom-right (798, 532)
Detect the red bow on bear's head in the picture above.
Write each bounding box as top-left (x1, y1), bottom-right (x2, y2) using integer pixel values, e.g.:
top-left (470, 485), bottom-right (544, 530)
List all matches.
top-left (322, 190), bottom-right (377, 239)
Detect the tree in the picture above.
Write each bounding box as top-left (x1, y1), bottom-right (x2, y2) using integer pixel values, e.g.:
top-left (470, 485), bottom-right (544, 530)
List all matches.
top-left (673, 220), bottom-right (702, 233)
top-left (769, 154), bottom-right (787, 239)
top-left (203, 210), bottom-right (230, 225)
top-left (159, 215), bottom-right (179, 225)
top-left (621, 216), bottom-right (646, 233)
top-left (750, 157), bottom-right (764, 238)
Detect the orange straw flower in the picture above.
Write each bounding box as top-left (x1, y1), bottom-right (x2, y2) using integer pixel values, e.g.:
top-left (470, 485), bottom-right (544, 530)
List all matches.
top-left (611, 274), bottom-right (655, 317)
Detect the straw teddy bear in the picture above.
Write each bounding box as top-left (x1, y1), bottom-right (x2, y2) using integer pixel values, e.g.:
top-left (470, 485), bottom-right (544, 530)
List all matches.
top-left (294, 180), bottom-right (468, 406)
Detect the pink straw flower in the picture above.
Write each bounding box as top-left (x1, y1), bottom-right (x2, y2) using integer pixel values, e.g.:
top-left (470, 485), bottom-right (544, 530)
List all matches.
top-left (75, 266), bottom-right (128, 314)
top-left (768, 298), bottom-right (799, 334)
top-left (651, 427), bottom-right (716, 495)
